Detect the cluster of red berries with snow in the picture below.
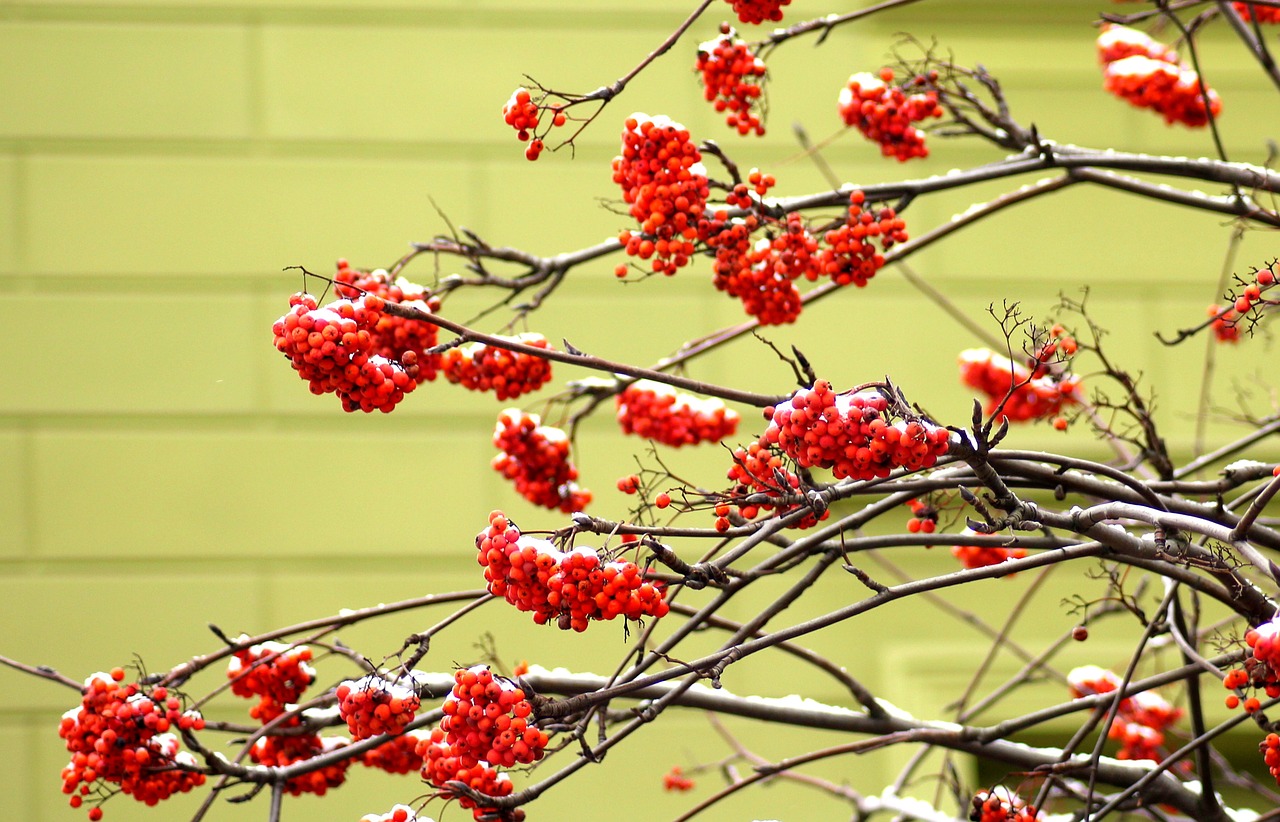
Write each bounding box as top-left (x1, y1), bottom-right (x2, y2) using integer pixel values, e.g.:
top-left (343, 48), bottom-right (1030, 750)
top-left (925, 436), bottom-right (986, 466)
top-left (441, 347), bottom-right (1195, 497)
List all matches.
top-left (1068, 666), bottom-right (1183, 762)
top-left (477, 510), bottom-right (669, 630)
top-left (226, 640), bottom-right (316, 721)
top-left (360, 805), bottom-right (427, 822)
top-left (613, 114), bottom-right (709, 276)
top-left (951, 530), bottom-right (1027, 574)
top-left (334, 259), bottom-right (443, 383)
top-left (415, 666), bottom-right (545, 821)
top-left (336, 674), bottom-right (421, 740)
top-left (837, 68), bottom-right (941, 161)
top-left (273, 292), bottom-right (421, 412)
top-left (762, 380), bottom-right (950, 481)
top-left (958, 346), bottom-right (1080, 425)
top-left (969, 787), bottom-right (1041, 821)
top-left (492, 409), bottom-right (591, 513)
top-left (1222, 616), bottom-right (1280, 715)
top-left (439, 665), bottom-right (547, 768)
top-left (1096, 25), bottom-right (1221, 127)
top-left (1234, 2), bottom-right (1280, 23)
top-left (502, 87), bottom-right (567, 160)
top-left (1095, 24), bottom-right (1179, 65)
top-left (696, 24), bottom-right (767, 135)
top-left (616, 380), bottom-right (741, 447)
top-left (726, 0), bottom-right (791, 24)
top-left (58, 669), bottom-right (206, 820)
top-left (440, 333), bottom-right (554, 400)
top-left (250, 732), bottom-right (352, 796)
top-left (819, 190), bottom-right (908, 287)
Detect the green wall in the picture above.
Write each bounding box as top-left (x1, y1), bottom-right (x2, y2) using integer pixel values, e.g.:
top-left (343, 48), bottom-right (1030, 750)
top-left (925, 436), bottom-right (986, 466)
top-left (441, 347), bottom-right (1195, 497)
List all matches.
top-left (2, 2), bottom-right (1279, 820)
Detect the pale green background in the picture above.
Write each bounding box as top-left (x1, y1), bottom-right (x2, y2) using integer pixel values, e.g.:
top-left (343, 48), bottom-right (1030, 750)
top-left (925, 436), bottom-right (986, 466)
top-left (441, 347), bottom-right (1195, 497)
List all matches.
top-left (2, 1), bottom-right (1279, 820)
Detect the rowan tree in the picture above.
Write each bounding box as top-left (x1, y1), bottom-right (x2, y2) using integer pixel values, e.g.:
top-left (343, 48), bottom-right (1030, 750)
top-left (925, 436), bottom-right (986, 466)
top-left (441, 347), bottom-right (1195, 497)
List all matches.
top-left (11, 1), bottom-right (1280, 821)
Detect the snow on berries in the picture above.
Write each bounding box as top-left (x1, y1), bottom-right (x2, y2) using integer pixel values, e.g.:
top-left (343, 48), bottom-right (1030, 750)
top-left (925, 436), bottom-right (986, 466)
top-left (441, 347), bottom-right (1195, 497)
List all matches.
top-left (476, 510), bottom-right (669, 630)
top-left (360, 729), bottom-right (432, 774)
top-left (837, 68), bottom-right (941, 161)
top-left (958, 347), bottom-right (1080, 424)
top-left (272, 292), bottom-right (421, 413)
top-left (696, 24), bottom-right (768, 136)
top-left (762, 380), bottom-right (950, 481)
top-left (616, 380), bottom-right (740, 447)
top-left (1099, 41), bottom-right (1222, 127)
top-left (613, 113), bottom-right (709, 276)
top-left (360, 805), bottom-right (428, 822)
top-left (950, 530), bottom-right (1027, 574)
top-left (726, 0), bottom-right (791, 25)
top-left (226, 639), bottom-right (316, 721)
top-left (58, 670), bottom-right (207, 818)
top-left (492, 409), bottom-right (592, 513)
top-left (440, 333), bottom-right (554, 400)
top-left (1095, 24), bottom-right (1180, 65)
top-left (334, 259), bottom-right (443, 382)
top-left (1067, 666), bottom-right (1182, 762)
top-left (970, 786), bottom-right (1041, 821)
top-left (336, 673), bottom-right (421, 739)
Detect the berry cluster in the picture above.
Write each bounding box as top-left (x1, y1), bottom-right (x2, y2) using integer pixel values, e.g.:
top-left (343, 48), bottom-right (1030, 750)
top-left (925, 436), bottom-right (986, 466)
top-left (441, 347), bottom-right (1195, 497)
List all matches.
top-left (951, 532), bottom-right (1027, 574)
top-left (1225, 616), bottom-right (1280, 707)
top-left (502, 87), bottom-right (567, 160)
top-left (360, 805), bottom-right (425, 822)
top-left (720, 441), bottom-right (826, 530)
top-left (1212, 260), bottom-right (1278, 342)
top-left (249, 732), bottom-right (352, 796)
top-left (438, 666), bottom-right (548, 769)
top-left (837, 68), bottom-right (941, 161)
top-left (417, 733), bottom-right (520, 822)
top-left (476, 510), bottom-right (669, 631)
top-left (1208, 303), bottom-right (1243, 343)
top-left (226, 640), bottom-right (315, 722)
top-left (273, 292), bottom-right (420, 413)
top-left (612, 114), bottom-right (709, 276)
top-left (1099, 33), bottom-right (1222, 128)
top-left (1234, 2), bottom-right (1280, 23)
top-left (958, 347), bottom-right (1080, 424)
top-left (762, 380), bottom-right (950, 481)
top-left (334, 259), bottom-right (443, 383)
top-left (492, 409), bottom-right (592, 513)
top-left (360, 729), bottom-right (431, 775)
top-left (818, 190), bottom-right (908, 287)
top-left (726, 0), bottom-right (791, 24)
top-left (58, 669), bottom-right (207, 819)
top-left (970, 787), bottom-right (1041, 821)
top-left (440, 333), bottom-right (554, 401)
top-left (696, 25), bottom-right (767, 136)
top-left (616, 380), bottom-right (741, 447)
top-left (1068, 666), bottom-right (1182, 762)
top-left (336, 674), bottom-right (421, 740)
top-left (663, 765), bottom-right (696, 791)
top-left (1263, 733), bottom-right (1280, 787)
top-left (905, 498), bottom-right (938, 533)
top-left (1095, 24), bottom-right (1180, 65)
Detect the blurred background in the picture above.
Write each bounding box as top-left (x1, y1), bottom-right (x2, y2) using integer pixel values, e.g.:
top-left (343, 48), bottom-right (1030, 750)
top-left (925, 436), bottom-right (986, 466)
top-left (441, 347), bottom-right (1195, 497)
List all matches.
top-left (2, 1), bottom-right (1279, 819)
